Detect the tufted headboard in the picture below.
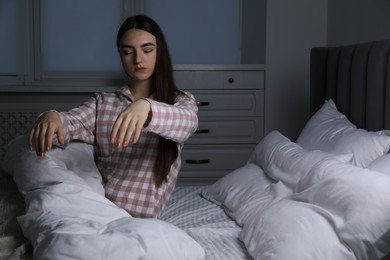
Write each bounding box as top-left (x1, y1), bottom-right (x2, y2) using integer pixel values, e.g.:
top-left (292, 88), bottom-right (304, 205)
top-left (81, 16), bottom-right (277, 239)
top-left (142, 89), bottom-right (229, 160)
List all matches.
top-left (310, 39), bottom-right (390, 131)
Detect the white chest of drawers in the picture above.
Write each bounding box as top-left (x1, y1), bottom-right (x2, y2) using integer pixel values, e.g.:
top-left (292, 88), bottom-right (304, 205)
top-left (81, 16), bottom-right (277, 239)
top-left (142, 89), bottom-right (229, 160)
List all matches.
top-left (174, 65), bottom-right (265, 185)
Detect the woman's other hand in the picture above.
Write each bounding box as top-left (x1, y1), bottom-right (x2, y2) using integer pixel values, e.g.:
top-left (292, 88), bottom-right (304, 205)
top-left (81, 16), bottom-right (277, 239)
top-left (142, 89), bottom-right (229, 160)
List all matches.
top-left (28, 111), bottom-right (64, 157)
top-left (110, 99), bottom-right (151, 147)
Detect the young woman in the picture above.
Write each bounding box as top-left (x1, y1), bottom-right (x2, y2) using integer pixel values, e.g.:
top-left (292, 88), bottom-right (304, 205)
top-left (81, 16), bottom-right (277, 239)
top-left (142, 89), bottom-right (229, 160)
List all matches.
top-left (28, 15), bottom-right (199, 218)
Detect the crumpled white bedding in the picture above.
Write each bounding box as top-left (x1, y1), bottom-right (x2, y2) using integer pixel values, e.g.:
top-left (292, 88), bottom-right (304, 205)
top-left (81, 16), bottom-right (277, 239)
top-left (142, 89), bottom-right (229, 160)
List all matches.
top-left (202, 130), bottom-right (390, 260)
top-left (0, 170), bottom-right (32, 259)
top-left (1, 136), bottom-right (205, 260)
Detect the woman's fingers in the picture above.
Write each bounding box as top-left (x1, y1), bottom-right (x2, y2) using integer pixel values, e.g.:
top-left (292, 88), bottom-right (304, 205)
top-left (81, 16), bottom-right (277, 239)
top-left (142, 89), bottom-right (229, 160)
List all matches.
top-left (28, 123), bottom-right (46, 156)
top-left (35, 123), bottom-right (54, 156)
top-left (37, 124), bottom-right (48, 156)
top-left (123, 120), bottom-right (137, 146)
top-left (28, 111), bottom-right (63, 157)
top-left (132, 124), bottom-right (143, 144)
top-left (111, 117), bottom-right (131, 147)
top-left (28, 126), bottom-right (36, 151)
top-left (111, 117), bottom-right (141, 147)
top-left (111, 99), bottom-right (151, 147)
top-left (56, 126), bottom-right (65, 147)
top-left (110, 117), bottom-right (121, 144)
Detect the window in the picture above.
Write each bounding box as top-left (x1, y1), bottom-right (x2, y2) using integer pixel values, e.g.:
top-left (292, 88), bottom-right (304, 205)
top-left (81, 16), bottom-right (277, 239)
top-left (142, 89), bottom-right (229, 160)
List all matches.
top-left (0, 0), bottom-right (137, 88)
top-left (36, 0), bottom-right (123, 81)
top-left (0, 0), bottom-right (28, 84)
top-left (0, 0), bottom-right (265, 89)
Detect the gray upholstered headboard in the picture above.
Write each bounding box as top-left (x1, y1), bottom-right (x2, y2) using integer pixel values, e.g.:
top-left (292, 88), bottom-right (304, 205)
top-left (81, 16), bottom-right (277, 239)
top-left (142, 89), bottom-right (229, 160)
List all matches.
top-left (310, 39), bottom-right (390, 131)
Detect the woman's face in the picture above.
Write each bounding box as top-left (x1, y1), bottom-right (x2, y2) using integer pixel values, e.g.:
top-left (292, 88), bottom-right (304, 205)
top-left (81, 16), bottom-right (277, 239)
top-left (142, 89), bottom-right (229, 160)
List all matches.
top-left (118, 29), bottom-right (157, 83)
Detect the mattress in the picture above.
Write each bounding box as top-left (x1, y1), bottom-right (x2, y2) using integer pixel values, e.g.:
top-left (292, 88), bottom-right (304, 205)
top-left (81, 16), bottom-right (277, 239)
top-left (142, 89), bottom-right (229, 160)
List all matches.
top-left (0, 168), bottom-right (249, 260)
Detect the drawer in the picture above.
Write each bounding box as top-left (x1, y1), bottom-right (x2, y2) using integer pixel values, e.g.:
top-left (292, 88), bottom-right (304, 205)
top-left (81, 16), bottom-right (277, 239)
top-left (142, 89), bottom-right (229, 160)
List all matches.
top-left (192, 90), bottom-right (264, 117)
top-left (187, 117), bottom-right (263, 144)
top-left (175, 70), bottom-right (264, 90)
top-left (180, 145), bottom-right (255, 172)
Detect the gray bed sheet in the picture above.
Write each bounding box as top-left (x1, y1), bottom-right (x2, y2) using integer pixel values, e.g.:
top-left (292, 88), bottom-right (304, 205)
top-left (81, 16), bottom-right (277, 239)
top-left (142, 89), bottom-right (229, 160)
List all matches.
top-left (160, 186), bottom-right (251, 260)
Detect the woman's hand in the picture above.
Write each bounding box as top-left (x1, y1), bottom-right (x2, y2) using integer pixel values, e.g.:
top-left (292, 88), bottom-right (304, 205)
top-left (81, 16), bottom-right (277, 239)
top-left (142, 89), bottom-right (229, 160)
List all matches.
top-left (28, 111), bottom-right (64, 157)
top-left (110, 99), bottom-right (151, 147)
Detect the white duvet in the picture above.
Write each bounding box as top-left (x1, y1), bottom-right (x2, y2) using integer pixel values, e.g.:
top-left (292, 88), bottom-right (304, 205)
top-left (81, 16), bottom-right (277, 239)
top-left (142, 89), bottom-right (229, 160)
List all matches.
top-left (202, 131), bottom-right (390, 260)
top-left (2, 136), bottom-right (205, 260)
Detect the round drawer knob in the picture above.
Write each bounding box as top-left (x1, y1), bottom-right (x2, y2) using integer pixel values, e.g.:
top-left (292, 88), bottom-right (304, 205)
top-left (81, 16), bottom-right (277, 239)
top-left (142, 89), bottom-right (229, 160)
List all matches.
top-left (228, 77), bottom-right (234, 83)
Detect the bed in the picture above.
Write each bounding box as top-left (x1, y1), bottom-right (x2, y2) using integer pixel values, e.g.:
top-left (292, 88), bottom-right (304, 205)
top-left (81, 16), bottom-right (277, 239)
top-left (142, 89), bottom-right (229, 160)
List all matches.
top-left (1, 39), bottom-right (390, 259)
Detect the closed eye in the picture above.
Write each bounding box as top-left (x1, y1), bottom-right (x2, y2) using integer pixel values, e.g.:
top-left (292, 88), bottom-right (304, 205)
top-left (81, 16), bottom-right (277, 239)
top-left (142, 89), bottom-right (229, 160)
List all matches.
top-left (120, 45), bottom-right (134, 55)
top-left (143, 47), bottom-right (154, 54)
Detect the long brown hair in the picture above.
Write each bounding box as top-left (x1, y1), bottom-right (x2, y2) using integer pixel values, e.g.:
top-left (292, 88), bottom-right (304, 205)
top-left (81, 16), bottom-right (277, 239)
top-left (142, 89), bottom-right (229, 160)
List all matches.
top-left (117, 15), bottom-right (181, 187)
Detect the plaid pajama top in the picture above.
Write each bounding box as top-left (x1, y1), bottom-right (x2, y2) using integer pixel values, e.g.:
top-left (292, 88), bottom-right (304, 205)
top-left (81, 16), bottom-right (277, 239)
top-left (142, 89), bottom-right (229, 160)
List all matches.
top-left (58, 86), bottom-right (198, 218)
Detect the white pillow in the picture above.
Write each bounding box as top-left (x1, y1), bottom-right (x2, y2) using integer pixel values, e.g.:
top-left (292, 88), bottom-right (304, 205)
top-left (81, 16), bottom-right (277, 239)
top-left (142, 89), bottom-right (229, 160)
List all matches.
top-left (202, 131), bottom-right (352, 225)
top-left (367, 153), bottom-right (390, 177)
top-left (294, 158), bottom-right (390, 259)
top-left (201, 163), bottom-right (275, 224)
top-left (296, 99), bottom-right (390, 167)
top-left (240, 199), bottom-right (356, 260)
top-left (247, 130), bottom-right (353, 189)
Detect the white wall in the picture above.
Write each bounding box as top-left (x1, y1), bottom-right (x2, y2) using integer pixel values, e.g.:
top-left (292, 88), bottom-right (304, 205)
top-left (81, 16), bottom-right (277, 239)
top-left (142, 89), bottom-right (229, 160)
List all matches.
top-left (327, 0), bottom-right (390, 46)
top-left (265, 0), bottom-right (328, 140)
